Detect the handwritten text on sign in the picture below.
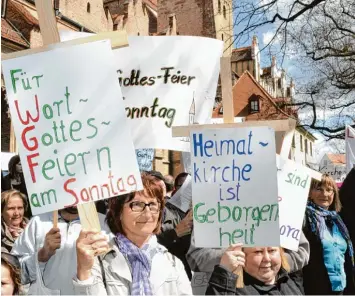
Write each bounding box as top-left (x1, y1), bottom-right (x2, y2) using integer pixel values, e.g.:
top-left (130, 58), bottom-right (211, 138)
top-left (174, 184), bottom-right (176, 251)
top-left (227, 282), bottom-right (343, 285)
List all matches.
top-left (277, 156), bottom-right (312, 251)
top-left (2, 41), bottom-right (142, 215)
top-left (190, 127), bottom-right (280, 248)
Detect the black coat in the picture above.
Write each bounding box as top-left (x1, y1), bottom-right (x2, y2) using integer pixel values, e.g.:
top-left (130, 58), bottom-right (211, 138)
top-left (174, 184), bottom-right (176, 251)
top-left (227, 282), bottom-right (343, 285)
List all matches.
top-left (157, 202), bottom-right (192, 280)
top-left (206, 265), bottom-right (304, 295)
top-left (303, 216), bottom-right (355, 295)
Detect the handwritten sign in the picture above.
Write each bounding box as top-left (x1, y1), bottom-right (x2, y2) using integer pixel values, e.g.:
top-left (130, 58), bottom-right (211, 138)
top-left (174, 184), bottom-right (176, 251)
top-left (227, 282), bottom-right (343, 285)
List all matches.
top-left (60, 32), bottom-right (224, 151)
top-left (190, 127), bottom-right (280, 247)
top-left (135, 149), bottom-right (154, 171)
top-left (168, 174), bottom-right (192, 213)
top-left (2, 41), bottom-right (142, 215)
top-left (277, 156), bottom-right (313, 250)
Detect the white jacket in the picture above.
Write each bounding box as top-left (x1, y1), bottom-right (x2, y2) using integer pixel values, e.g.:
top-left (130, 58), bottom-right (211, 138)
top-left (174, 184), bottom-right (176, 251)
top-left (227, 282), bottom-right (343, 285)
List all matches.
top-left (11, 212), bottom-right (111, 295)
top-left (73, 239), bottom-right (193, 295)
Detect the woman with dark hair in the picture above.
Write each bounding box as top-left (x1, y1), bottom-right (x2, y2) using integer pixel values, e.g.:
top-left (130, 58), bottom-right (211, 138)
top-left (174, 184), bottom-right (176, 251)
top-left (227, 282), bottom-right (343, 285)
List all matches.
top-left (2, 155), bottom-right (30, 218)
top-left (1, 252), bottom-right (22, 295)
top-left (303, 174), bottom-right (355, 295)
top-left (73, 173), bottom-right (192, 295)
top-left (1, 190), bottom-right (28, 252)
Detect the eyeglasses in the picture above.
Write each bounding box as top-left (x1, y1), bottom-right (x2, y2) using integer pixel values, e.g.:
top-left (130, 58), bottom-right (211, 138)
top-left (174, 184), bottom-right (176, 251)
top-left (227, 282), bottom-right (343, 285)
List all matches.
top-left (315, 187), bottom-right (334, 194)
top-left (128, 201), bottom-right (161, 214)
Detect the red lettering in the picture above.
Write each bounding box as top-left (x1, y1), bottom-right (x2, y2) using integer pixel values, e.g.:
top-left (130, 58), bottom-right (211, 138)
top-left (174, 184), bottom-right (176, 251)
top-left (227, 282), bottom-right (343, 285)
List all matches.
top-left (21, 126), bottom-right (38, 151)
top-left (63, 178), bottom-right (79, 207)
top-left (27, 153), bottom-right (39, 183)
top-left (14, 95), bottom-right (40, 125)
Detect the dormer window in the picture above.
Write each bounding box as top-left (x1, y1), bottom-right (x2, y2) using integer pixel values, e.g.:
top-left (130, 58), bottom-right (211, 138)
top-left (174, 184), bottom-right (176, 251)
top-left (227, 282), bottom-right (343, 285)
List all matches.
top-left (249, 95), bottom-right (260, 114)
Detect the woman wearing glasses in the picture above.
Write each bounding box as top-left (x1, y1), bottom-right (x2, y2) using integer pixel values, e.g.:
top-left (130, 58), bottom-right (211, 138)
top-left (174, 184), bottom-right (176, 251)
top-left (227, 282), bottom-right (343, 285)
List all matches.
top-left (303, 174), bottom-right (355, 295)
top-left (73, 172), bottom-right (192, 295)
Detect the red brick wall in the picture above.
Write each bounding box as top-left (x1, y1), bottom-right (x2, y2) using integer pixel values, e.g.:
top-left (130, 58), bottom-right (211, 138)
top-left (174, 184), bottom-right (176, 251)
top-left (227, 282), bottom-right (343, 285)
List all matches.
top-left (158, 0), bottom-right (208, 36)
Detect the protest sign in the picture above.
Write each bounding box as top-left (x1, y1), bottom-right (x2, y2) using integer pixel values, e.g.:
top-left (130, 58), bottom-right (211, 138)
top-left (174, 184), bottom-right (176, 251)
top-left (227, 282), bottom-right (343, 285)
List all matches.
top-left (2, 41), bottom-right (142, 215)
top-left (168, 174), bottom-right (192, 213)
top-left (277, 156), bottom-right (314, 251)
top-left (346, 126), bottom-right (355, 174)
top-left (190, 126), bottom-right (280, 248)
top-left (135, 149), bottom-right (154, 171)
top-left (60, 31), bottom-right (224, 151)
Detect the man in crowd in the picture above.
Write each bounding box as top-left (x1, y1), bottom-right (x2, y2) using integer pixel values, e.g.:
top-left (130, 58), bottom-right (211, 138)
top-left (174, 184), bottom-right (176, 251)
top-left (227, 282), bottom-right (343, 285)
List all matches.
top-left (11, 206), bottom-right (110, 295)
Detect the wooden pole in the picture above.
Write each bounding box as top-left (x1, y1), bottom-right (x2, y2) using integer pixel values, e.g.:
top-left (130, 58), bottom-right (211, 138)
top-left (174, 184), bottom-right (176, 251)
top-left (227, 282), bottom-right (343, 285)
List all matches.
top-left (35, 0), bottom-right (61, 226)
top-left (220, 56), bottom-right (244, 288)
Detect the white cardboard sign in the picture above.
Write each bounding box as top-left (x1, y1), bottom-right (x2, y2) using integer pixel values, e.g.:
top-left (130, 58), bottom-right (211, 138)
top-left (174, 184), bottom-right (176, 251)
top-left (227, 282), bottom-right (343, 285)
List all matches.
top-left (190, 127), bottom-right (280, 247)
top-left (346, 126), bottom-right (355, 174)
top-left (277, 156), bottom-right (313, 250)
top-left (2, 41), bottom-right (142, 215)
top-left (60, 32), bottom-right (223, 151)
top-left (168, 174), bottom-right (192, 213)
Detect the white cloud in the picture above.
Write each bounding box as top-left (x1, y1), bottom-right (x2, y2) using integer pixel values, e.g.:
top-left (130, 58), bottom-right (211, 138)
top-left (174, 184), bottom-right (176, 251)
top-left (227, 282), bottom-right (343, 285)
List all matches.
top-left (262, 31), bottom-right (279, 46)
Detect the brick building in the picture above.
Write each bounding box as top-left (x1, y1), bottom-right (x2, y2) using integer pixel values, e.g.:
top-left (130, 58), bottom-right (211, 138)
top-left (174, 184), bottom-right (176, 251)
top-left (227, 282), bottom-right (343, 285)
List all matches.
top-left (104, 0), bottom-right (157, 36)
top-left (158, 0), bottom-right (233, 56)
top-left (1, 0), bottom-right (114, 153)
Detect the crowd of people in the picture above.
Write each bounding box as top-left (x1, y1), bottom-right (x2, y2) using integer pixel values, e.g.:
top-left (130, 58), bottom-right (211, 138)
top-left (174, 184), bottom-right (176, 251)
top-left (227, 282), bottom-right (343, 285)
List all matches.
top-left (1, 154), bottom-right (355, 295)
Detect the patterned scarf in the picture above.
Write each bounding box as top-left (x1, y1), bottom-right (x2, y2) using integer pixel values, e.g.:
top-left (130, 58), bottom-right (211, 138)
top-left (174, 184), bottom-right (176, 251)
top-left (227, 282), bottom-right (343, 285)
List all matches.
top-left (306, 201), bottom-right (354, 266)
top-left (115, 233), bottom-right (161, 296)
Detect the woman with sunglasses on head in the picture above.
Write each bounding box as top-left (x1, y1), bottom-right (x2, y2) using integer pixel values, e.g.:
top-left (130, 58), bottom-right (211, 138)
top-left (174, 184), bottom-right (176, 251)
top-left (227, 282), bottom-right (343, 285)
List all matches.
top-left (303, 174), bottom-right (355, 295)
top-left (73, 172), bottom-right (192, 295)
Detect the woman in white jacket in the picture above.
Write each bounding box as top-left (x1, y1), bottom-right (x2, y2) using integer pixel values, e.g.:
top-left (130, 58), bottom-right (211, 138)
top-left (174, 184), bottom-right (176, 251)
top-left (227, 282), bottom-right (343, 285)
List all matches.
top-left (73, 172), bottom-right (192, 296)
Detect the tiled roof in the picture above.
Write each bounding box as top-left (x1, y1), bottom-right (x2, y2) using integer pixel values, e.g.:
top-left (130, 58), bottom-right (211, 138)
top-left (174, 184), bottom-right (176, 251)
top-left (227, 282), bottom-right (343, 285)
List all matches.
top-left (1, 18), bottom-right (29, 48)
top-left (327, 154), bottom-right (346, 165)
top-left (8, 0), bottom-right (39, 26)
top-left (231, 46), bottom-right (252, 62)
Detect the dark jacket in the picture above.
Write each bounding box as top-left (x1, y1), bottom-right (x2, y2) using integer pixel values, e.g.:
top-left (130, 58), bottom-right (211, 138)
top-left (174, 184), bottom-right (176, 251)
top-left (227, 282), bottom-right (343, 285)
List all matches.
top-left (157, 202), bottom-right (192, 280)
top-left (206, 265), bottom-right (304, 295)
top-left (303, 215), bottom-right (355, 295)
top-left (339, 168), bottom-right (355, 248)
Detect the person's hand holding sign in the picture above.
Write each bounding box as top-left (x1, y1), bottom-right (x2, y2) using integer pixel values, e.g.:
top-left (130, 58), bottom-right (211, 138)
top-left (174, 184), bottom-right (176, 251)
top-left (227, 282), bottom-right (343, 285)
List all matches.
top-left (220, 243), bottom-right (245, 272)
top-left (76, 230), bottom-right (109, 281)
top-left (175, 210), bottom-right (193, 238)
top-left (38, 228), bottom-right (61, 262)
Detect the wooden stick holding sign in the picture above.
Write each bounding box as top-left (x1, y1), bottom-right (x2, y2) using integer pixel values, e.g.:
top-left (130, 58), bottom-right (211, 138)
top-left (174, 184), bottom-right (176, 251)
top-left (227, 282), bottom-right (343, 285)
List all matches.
top-left (2, 0), bottom-right (134, 231)
top-left (173, 57), bottom-right (295, 289)
top-left (220, 57), bottom-right (244, 288)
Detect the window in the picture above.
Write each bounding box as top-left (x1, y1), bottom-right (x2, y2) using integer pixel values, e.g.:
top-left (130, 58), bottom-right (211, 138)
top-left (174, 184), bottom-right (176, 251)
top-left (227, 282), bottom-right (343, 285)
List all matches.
top-left (87, 2), bottom-right (91, 13)
top-left (300, 135), bottom-right (303, 152)
top-left (137, 32), bottom-right (140, 36)
top-left (310, 142), bottom-right (313, 156)
top-left (305, 139), bottom-right (308, 154)
top-left (292, 135), bottom-right (295, 148)
top-left (218, 0), bottom-right (221, 13)
top-left (249, 95), bottom-right (260, 114)
top-left (113, 24), bottom-right (118, 31)
top-left (169, 16), bottom-right (173, 29)
top-left (223, 5), bottom-right (226, 18)
top-left (221, 33), bottom-right (224, 41)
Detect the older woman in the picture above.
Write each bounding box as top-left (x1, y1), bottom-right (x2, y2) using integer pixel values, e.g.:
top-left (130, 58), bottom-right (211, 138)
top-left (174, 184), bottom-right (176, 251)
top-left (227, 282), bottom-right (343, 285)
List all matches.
top-left (73, 173), bottom-right (192, 295)
top-left (303, 174), bottom-right (355, 295)
top-left (206, 244), bottom-right (304, 295)
top-left (1, 190), bottom-right (28, 252)
top-left (2, 156), bottom-right (30, 218)
top-left (1, 251), bottom-right (22, 295)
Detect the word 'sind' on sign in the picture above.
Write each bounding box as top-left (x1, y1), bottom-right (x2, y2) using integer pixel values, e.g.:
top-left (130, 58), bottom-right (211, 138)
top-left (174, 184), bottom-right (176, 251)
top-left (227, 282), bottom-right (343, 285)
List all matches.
top-left (2, 41), bottom-right (142, 215)
top-left (190, 126), bottom-right (280, 248)
top-left (277, 156), bottom-right (314, 251)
